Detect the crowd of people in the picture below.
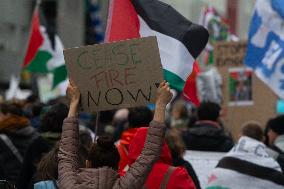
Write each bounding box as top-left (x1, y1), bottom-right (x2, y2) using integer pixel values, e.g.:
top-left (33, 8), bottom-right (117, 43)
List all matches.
top-left (0, 81), bottom-right (284, 189)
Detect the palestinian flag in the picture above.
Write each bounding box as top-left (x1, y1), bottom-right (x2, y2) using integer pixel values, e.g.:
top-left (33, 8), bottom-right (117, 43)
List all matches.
top-left (199, 6), bottom-right (238, 65)
top-left (183, 62), bottom-right (200, 106)
top-left (22, 6), bottom-right (67, 88)
top-left (206, 137), bottom-right (284, 189)
top-left (105, 0), bottom-right (208, 104)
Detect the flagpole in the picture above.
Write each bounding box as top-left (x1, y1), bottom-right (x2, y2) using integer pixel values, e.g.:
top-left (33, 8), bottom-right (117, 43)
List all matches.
top-left (95, 111), bottom-right (100, 140)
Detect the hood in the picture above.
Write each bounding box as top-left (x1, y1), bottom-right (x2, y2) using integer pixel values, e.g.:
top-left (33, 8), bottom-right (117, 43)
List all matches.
top-left (128, 127), bottom-right (172, 165)
top-left (227, 136), bottom-right (282, 172)
top-left (120, 128), bottom-right (139, 146)
top-left (274, 135), bottom-right (284, 152)
top-left (189, 120), bottom-right (224, 137)
top-left (195, 120), bottom-right (221, 129)
top-left (12, 126), bottom-right (37, 137)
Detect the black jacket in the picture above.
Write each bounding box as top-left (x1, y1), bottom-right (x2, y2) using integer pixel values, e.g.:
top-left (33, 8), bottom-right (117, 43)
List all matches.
top-left (268, 146), bottom-right (284, 172)
top-left (0, 126), bottom-right (38, 184)
top-left (17, 133), bottom-right (60, 189)
top-left (182, 121), bottom-right (234, 152)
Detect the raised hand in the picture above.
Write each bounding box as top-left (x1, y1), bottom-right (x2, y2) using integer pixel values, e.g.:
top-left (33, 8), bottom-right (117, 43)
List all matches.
top-left (67, 79), bottom-right (80, 104)
top-left (153, 81), bottom-right (172, 123)
top-left (67, 79), bottom-right (80, 117)
top-left (156, 81), bottom-right (173, 108)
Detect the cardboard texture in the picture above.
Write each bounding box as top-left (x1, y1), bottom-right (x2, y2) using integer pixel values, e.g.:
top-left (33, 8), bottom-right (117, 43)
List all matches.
top-left (214, 41), bottom-right (277, 140)
top-left (64, 36), bottom-right (163, 112)
top-left (214, 41), bottom-right (247, 67)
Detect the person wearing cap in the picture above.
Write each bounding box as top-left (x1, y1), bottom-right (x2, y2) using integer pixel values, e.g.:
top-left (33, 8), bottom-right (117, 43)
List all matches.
top-left (267, 115), bottom-right (284, 154)
top-left (265, 115), bottom-right (284, 172)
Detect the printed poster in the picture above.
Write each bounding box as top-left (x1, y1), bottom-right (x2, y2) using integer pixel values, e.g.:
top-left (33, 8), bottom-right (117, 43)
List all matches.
top-left (228, 67), bottom-right (253, 106)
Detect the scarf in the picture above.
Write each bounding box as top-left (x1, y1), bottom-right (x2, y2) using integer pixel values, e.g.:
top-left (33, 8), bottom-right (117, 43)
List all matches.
top-left (206, 136), bottom-right (284, 189)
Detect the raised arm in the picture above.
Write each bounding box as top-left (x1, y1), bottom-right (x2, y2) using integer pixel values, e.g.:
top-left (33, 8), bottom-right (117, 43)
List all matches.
top-left (114, 81), bottom-right (173, 188)
top-left (58, 80), bottom-right (80, 189)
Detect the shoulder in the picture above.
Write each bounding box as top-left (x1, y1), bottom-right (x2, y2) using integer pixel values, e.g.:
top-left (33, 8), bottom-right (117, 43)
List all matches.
top-left (168, 167), bottom-right (195, 188)
top-left (26, 136), bottom-right (51, 158)
top-left (169, 167), bottom-right (192, 182)
top-left (171, 166), bottom-right (190, 177)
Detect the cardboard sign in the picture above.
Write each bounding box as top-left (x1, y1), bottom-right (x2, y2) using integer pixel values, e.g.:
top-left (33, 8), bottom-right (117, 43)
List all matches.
top-left (212, 41), bottom-right (277, 141)
top-left (64, 36), bottom-right (163, 112)
top-left (214, 41), bottom-right (247, 67)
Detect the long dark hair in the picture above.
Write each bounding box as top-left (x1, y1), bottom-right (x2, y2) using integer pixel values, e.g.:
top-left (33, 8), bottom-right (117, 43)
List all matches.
top-left (34, 139), bottom-right (90, 182)
top-left (40, 103), bottom-right (68, 133)
top-left (34, 143), bottom-right (59, 182)
top-left (88, 135), bottom-right (120, 170)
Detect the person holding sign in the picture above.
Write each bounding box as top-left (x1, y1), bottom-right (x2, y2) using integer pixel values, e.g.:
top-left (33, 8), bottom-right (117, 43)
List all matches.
top-left (58, 80), bottom-right (172, 189)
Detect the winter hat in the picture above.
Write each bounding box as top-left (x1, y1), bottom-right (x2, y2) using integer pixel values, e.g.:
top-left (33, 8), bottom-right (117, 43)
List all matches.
top-left (267, 115), bottom-right (284, 135)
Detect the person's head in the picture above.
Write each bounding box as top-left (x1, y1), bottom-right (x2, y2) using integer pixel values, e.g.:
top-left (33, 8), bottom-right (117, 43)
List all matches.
top-left (128, 128), bottom-right (172, 167)
top-left (79, 132), bottom-right (93, 167)
top-left (197, 101), bottom-right (221, 121)
top-left (113, 109), bottom-right (129, 123)
top-left (31, 102), bottom-right (45, 117)
top-left (0, 102), bottom-right (23, 121)
top-left (34, 143), bottom-right (59, 182)
top-left (79, 130), bottom-right (93, 151)
top-left (35, 141), bottom-right (88, 182)
top-left (266, 115), bottom-right (284, 146)
top-left (26, 94), bottom-right (39, 104)
top-left (24, 102), bottom-right (45, 119)
top-left (240, 121), bottom-right (264, 141)
top-left (87, 135), bottom-right (120, 170)
top-left (171, 100), bottom-right (188, 120)
top-left (165, 129), bottom-right (186, 159)
top-left (40, 103), bottom-right (68, 133)
top-left (128, 106), bottom-right (153, 128)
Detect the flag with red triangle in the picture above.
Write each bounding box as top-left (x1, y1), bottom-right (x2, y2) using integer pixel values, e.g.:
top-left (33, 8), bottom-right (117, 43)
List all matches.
top-left (183, 62), bottom-right (200, 106)
top-left (22, 6), bottom-right (67, 88)
top-left (105, 0), bottom-right (208, 105)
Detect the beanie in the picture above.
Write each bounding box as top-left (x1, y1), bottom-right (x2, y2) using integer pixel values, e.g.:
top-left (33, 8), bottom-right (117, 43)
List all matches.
top-left (267, 115), bottom-right (284, 135)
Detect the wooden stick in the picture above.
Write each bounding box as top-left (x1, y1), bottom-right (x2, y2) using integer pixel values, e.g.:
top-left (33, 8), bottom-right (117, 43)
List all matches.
top-left (95, 111), bottom-right (100, 140)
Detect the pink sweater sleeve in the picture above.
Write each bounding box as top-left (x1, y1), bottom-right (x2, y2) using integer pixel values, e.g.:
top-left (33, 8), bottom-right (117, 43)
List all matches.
top-left (58, 117), bottom-right (80, 189)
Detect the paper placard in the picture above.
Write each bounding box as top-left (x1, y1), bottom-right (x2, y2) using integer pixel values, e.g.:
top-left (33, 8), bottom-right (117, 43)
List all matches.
top-left (64, 36), bottom-right (163, 112)
top-left (214, 41), bottom-right (247, 67)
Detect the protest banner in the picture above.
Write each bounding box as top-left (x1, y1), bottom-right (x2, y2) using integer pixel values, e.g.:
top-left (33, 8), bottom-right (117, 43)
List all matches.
top-left (184, 150), bottom-right (225, 188)
top-left (64, 36), bottom-right (163, 112)
top-left (214, 41), bottom-right (277, 140)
